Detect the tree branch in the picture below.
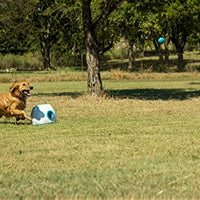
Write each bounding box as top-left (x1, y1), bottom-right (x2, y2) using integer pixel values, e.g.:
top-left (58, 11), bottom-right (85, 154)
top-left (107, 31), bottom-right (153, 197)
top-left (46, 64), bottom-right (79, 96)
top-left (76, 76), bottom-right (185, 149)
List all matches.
top-left (100, 40), bottom-right (114, 55)
top-left (93, 0), bottom-right (124, 32)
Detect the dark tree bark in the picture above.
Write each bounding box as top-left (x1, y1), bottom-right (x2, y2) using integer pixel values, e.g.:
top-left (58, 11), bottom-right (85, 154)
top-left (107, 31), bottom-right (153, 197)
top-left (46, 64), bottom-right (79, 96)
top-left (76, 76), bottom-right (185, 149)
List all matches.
top-left (177, 51), bottom-right (185, 71)
top-left (40, 21), bottom-right (54, 70)
top-left (170, 22), bottom-right (187, 71)
top-left (174, 44), bottom-right (186, 72)
top-left (127, 40), bottom-right (134, 71)
top-left (164, 33), bottom-right (170, 65)
top-left (164, 44), bottom-right (169, 64)
top-left (41, 44), bottom-right (51, 70)
top-left (82, 0), bottom-right (103, 96)
top-left (152, 38), bottom-right (164, 63)
top-left (82, 0), bottom-right (124, 97)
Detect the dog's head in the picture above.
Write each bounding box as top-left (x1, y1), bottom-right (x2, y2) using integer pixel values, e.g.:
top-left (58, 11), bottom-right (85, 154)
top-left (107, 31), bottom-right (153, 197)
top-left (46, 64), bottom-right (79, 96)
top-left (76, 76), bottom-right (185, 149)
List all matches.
top-left (9, 81), bottom-right (33, 99)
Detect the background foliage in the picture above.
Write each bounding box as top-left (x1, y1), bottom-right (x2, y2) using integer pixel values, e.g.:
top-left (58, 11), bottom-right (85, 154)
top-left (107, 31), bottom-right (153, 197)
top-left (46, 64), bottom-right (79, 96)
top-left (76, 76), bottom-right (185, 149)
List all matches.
top-left (0, 0), bottom-right (200, 71)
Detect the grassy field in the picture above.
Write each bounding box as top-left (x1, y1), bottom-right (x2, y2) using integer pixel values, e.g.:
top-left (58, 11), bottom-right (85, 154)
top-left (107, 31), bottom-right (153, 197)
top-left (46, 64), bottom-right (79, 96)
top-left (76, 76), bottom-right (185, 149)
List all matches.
top-left (0, 74), bottom-right (200, 199)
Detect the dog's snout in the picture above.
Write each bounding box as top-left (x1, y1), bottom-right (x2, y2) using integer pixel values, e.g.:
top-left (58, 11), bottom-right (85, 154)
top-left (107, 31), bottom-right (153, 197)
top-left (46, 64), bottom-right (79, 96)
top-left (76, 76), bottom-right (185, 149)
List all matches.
top-left (30, 86), bottom-right (33, 90)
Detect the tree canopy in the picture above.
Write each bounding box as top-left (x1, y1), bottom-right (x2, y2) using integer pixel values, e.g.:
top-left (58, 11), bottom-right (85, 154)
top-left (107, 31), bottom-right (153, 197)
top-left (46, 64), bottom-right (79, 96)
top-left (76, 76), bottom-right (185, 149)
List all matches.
top-left (0, 0), bottom-right (200, 95)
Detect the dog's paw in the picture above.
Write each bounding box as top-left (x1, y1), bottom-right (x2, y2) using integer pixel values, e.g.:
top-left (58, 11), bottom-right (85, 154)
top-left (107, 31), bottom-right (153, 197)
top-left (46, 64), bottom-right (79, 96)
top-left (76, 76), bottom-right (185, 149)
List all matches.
top-left (26, 116), bottom-right (31, 121)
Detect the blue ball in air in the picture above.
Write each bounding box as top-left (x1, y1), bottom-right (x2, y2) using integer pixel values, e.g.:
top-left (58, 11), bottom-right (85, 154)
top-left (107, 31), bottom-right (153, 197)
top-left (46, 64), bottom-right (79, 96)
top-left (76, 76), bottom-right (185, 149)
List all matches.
top-left (158, 37), bottom-right (165, 44)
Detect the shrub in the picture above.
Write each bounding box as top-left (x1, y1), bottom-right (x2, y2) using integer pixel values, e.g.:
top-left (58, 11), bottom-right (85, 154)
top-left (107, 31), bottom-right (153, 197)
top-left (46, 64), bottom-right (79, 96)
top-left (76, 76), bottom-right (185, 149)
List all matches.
top-left (0, 53), bottom-right (43, 71)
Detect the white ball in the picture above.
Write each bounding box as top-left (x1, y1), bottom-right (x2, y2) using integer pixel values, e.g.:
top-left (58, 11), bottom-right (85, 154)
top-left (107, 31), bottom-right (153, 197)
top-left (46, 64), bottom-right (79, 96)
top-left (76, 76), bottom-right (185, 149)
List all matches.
top-left (31, 104), bottom-right (56, 125)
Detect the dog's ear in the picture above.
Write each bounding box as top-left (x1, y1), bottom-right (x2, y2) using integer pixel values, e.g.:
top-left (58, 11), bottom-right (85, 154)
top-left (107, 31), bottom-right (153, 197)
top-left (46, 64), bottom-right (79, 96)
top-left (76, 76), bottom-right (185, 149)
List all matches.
top-left (9, 83), bottom-right (19, 95)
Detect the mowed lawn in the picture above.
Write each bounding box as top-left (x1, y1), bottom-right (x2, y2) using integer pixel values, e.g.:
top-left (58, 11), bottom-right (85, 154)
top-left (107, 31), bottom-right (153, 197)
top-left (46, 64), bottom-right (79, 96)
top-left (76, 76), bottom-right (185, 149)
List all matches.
top-left (0, 77), bottom-right (200, 199)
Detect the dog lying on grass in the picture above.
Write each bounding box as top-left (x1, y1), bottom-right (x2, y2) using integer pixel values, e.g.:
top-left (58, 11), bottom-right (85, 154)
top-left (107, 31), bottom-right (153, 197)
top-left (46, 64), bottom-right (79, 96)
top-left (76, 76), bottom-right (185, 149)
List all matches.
top-left (0, 81), bottom-right (33, 122)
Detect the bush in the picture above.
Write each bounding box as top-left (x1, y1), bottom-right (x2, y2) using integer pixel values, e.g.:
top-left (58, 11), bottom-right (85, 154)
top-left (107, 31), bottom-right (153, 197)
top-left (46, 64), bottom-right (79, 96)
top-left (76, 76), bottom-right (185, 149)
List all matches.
top-left (0, 53), bottom-right (43, 71)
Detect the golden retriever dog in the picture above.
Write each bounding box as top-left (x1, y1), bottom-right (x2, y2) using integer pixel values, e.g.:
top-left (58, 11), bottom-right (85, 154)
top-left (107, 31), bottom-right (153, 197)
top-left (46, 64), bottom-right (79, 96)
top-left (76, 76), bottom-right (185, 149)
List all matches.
top-left (0, 81), bottom-right (33, 122)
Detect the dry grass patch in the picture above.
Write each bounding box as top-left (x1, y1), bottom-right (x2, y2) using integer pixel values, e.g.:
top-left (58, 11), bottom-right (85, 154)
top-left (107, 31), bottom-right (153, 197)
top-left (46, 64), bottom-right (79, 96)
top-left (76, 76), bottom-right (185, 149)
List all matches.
top-left (1, 71), bottom-right (200, 83)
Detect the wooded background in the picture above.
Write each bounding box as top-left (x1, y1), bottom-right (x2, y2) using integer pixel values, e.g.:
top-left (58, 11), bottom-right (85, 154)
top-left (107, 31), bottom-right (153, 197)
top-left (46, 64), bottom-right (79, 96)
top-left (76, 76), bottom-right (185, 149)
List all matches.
top-left (0, 0), bottom-right (200, 95)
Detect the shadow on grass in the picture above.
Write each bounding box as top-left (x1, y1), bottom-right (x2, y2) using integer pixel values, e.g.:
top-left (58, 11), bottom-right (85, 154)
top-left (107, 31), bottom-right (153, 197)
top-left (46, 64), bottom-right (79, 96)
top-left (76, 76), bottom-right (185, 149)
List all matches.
top-left (101, 58), bottom-right (200, 72)
top-left (106, 88), bottom-right (200, 100)
top-left (190, 82), bottom-right (200, 85)
top-left (0, 121), bottom-right (31, 125)
top-left (33, 89), bottom-right (200, 100)
top-left (34, 92), bottom-right (83, 98)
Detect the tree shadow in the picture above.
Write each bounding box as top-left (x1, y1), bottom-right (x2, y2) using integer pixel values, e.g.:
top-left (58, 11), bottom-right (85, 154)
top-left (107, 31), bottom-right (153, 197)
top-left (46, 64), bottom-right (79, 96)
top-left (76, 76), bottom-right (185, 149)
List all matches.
top-left (33, 92), bottom-right (83, 98)
top-left (106, 88), bottom-right (200, 100)
top-left (190, 82), bottom-right (200, 85)
top-left (101, 58), bottom-right (200, 72)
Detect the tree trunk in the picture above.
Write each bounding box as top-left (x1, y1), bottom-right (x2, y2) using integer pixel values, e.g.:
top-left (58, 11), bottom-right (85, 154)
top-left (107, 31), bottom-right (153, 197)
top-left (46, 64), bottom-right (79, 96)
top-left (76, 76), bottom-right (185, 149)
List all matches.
top-left (171, 31), bottom-right (186, 72)
top-left (140, 50), bottom-right (144, 72)
top-left (164, 33), bottom-right (170, 65)
top-left (177, 52), bottom-right (185, 71)
top-left (158, 45), bottom-right (164, 63)
top-left (40, 20), bottom-right (53, 70)
top-left (153, 38), bottom-right (164, 63)
top-left (85, 31), bottom-right (103, 97)
top-left (127, 40), bottom-right (134, 71)
top-left (82, 0), bottom-right (103, 97)
top-left (164, 45), bottom-right (169, 64)
top-left (41, 44), bottom-right (51, 70)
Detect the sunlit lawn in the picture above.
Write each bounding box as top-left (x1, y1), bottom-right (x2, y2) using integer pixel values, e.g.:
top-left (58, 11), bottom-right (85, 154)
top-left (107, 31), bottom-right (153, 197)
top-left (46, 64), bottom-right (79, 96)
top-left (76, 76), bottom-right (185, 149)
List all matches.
top-left (0, 76), bottom-right (200, 199)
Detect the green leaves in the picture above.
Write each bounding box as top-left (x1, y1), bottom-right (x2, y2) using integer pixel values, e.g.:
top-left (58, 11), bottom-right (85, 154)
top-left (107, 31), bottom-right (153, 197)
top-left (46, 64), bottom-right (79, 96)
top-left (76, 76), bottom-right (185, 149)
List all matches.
top-left (0, 0), bottom-right (199, 71)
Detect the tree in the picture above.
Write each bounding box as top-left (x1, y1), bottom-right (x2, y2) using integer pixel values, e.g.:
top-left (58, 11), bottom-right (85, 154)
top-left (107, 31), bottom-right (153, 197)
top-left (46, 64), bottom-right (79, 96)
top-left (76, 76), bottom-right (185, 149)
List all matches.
top-left (0, 0), bottom-right (83, 70)
top-left (187, 0), bottom-right (200, 51)
top-left (52, 0), bottom-right (84, 69)
top-left (0, 0), bottom-right (33, 54)
top-left (126, 0), bottom-right (200, 72)
top-left (81, 0), bottom-right (124, 97)
top-left (31, 0), bottom-right (66, 70)
top-left (161, 0), bottom-right (198, 71)
top-left (115, 1), bottom-right (140, 71)
top-left (116, 1), bottom-right (170, 71)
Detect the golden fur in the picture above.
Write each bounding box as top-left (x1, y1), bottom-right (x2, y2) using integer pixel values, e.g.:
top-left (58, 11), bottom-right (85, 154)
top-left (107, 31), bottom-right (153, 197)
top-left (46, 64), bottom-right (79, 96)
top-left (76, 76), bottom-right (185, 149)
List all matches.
top-left (0, 81), bottom-right (33, 121)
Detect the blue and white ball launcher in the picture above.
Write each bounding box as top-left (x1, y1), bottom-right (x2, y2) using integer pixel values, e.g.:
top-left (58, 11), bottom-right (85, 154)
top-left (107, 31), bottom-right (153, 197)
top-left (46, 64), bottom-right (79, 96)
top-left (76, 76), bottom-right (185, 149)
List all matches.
top-left (31, 104), bottom-right (56, 125)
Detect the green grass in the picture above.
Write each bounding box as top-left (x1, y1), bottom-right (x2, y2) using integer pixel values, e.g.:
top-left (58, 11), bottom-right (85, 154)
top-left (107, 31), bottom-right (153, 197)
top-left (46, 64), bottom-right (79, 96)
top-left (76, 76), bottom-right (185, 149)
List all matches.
top-left (0, 76), bottom-right (200, 199)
